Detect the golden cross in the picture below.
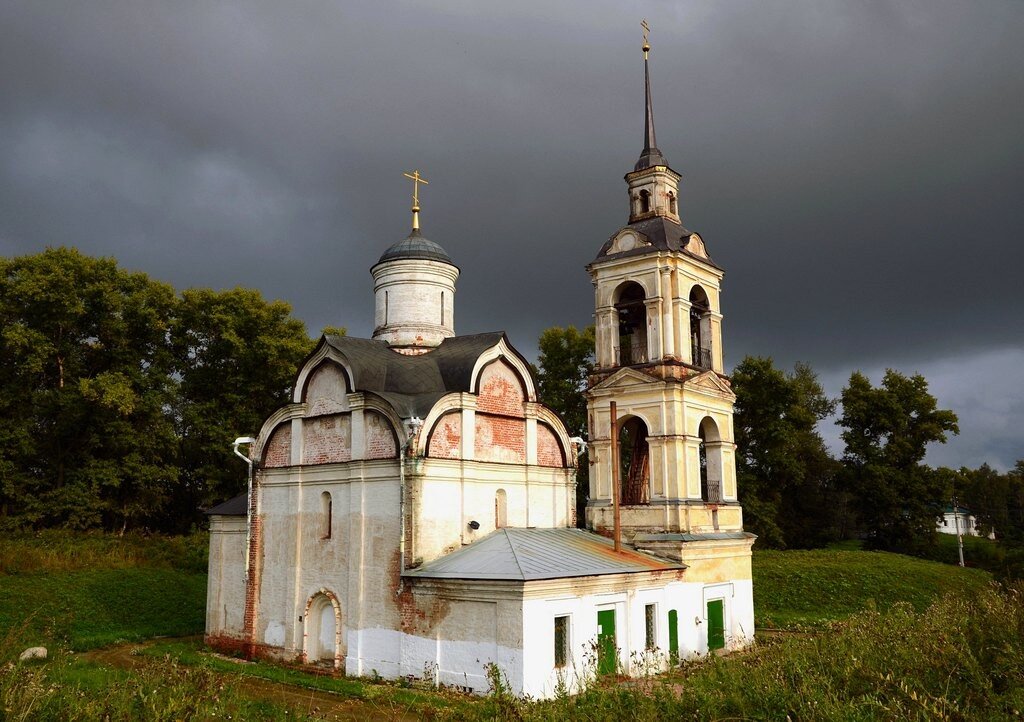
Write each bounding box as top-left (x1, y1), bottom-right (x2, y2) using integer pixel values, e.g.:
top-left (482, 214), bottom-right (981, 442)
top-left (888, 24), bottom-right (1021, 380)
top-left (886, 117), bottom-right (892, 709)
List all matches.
top-left (641, 19), bottom-right (651, 54)
top-left (403, 170), bottom-right (429, 210)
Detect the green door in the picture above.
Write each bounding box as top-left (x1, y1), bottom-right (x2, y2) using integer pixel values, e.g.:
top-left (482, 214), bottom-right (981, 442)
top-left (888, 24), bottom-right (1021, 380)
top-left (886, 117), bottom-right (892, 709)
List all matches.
top-left (707, 599), bottom-right (725, 651)
top-left (596, 609), bottom-right (616, 675)
top-left (668, 609), bottom-right (679, 660)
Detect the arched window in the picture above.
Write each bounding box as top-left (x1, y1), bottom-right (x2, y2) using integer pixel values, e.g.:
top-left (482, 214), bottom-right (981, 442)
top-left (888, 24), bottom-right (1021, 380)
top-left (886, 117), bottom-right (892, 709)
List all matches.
top-left (614, 282), bottom-right (648, 366)
top-left (495, 489), bottom-right (507, 528)
top-left (668, 192), bottom-right (677, 215)
top-left (699, 417), bottom-right (722, 503)
top-left (689, 286), bottom-right (712, 369)
top-left (321, 491), bottom-right (332, 539)
top-left (619, 416), bottom-right (650, 506)
top-left (639, 189), bottom-right (651, 214)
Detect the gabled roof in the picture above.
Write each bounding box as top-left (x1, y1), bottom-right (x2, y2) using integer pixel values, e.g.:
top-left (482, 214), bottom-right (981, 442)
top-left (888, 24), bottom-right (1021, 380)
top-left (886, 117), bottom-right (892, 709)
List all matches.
top-left (403, 527), bottom-right (685, 581)
top-left (205, 493), bottom-right (247, 516)
top-left (319, 331), bottom-right (523, 418)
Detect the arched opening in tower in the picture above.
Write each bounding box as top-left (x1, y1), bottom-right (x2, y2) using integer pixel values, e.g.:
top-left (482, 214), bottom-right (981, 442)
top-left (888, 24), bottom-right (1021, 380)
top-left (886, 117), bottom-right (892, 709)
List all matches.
top-left (689, 285), bottom-right (712, 368)
top-left (699, 416), bottom-right (723, 503)
top-left (615, 282), bottom-right (648, 366)
top-left (619, 416), bottom-right (650, 506)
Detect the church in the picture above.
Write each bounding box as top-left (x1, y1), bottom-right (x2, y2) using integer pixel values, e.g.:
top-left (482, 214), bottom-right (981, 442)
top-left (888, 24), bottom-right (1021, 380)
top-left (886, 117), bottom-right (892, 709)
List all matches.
top-left (204, 32), bottom-right (755, 699)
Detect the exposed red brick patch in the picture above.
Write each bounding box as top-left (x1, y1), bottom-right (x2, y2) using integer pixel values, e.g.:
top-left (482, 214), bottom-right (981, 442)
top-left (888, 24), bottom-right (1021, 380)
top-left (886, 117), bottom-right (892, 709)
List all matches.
top-left (537, 423), bottom-right (565, 467)
top-left (365, 411), bottom-right (398, 459)
top-left (477, 360), bottom-right (525, 417)
top-left (475, 413), bottom-right (526, 464)
top-left (302, 414), bottom-right (351, 465)
top-left (427, 411), bottom-right (462, 459)
top-left (262, 425), bottom-right (291, 468)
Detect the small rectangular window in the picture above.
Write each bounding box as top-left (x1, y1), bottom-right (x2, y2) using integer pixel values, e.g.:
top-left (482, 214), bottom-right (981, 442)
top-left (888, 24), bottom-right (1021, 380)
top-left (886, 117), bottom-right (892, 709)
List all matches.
top-left (644, 604), bottom-right (656, 650)
top-left (554, 615), bottom-right (569, 668)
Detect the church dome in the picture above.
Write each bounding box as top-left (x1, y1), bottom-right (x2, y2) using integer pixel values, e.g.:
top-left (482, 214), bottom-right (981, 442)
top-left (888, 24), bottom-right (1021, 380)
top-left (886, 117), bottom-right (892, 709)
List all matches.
top-left (377, 229), bottom-right (454, 266)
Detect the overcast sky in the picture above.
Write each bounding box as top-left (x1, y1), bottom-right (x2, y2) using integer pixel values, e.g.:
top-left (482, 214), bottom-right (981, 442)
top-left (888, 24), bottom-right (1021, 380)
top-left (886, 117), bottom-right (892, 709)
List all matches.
top-left (1, 1), bottom-right (1021, 470)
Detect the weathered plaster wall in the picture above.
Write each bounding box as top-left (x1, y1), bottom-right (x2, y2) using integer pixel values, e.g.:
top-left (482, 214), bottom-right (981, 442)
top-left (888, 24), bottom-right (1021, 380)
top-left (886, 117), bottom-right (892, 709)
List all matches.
top-left (251, 463), bottom-right (405, 671)
top-left (398, 580), bottom-right (524, 692)
top-left (205, 515), bottom-right (247, 641)
top-left (410, 460), bottom-right (575, 564)
top-left (305, 363), bottom-right (350, 415)
top-left (427, 412), bottom-right (461, 459)
top-left (302, 415), bottom-right (352, 465)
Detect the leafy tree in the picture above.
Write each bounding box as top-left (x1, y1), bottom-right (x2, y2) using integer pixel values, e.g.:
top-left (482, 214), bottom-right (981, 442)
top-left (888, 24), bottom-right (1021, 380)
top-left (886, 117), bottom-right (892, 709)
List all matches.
top-left (172, 287), bottom-right (315, 526)
top-left (838, 370), bottom-right (959, 551)
top-left (957, 463), bottom-right (1009, 540)
top-left (0, 247), bottom-right (178, 530)
top-left (533, 325), bottom-right (594, 526)
top-left (0, 249), bottom-right (319, 532)
top-left (731, 357), bottom-right (839, 548)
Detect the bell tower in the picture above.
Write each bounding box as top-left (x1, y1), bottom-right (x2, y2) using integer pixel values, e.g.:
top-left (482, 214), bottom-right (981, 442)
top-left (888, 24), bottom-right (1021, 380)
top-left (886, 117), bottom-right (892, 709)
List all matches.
top-left (584, 26), bottom-right (752, 566)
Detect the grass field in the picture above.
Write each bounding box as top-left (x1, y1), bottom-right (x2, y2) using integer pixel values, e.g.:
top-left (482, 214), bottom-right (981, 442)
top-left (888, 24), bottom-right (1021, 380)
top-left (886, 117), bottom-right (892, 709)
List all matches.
top-left (1, 532), bottom-right (1017, 720)
top-left (0, 531), bottom-right (208, 652)
top-left (753, 547), bottom-right (993, 628)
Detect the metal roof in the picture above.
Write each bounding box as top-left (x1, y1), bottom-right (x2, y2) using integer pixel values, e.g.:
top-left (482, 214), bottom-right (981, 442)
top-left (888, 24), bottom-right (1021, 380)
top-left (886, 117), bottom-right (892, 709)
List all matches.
top-left (320, 331), bottom-right (527, 417)
top-left (375, 229), bottom-right (455, 267)
top-left (205, 493), bottom-right (247, 516)
top-left (591, 217), bottom-right (721, 270)
top-left (403, 527), bottom-right (685, 581)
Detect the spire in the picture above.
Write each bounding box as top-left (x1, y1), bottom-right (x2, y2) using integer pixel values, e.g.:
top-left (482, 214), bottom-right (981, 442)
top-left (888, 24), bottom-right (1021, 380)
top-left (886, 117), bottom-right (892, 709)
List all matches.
top-left (634, 20), bottom-right (667, 172)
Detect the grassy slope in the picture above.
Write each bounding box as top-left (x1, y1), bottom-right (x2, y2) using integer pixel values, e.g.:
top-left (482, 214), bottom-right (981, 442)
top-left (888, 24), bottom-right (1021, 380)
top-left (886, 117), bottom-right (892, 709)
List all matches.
top-left (0, 531), bottom-right (208, 653)
top-left (753, 548), bottom-right (992, 628)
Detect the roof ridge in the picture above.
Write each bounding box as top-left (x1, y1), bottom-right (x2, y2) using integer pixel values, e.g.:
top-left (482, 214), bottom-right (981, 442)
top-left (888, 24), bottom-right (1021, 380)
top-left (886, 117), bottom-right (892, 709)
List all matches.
top-left (504, 529), bottom-right (528, 578)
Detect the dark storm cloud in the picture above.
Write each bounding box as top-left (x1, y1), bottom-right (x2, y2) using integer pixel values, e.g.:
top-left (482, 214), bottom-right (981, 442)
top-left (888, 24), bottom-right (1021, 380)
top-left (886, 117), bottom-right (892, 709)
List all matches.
top-left (1, 1), bottom-right (1021, 468)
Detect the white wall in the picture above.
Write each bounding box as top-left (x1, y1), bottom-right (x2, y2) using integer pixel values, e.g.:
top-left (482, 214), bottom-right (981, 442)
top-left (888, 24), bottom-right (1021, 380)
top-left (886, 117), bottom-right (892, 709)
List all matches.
top-left (521, 576), bottom-right (754, 699)
top-left (205, 515), bottom-right (247, 639)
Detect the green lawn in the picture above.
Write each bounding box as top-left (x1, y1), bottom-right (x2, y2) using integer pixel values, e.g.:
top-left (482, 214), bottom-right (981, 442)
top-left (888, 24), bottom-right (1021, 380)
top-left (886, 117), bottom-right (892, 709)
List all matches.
top-left (0, 531), bottom-right (208, 653)
top-left (0, 532), bottom-right (1013, 720)
top-left (753, 548), bottom-right (992, 628)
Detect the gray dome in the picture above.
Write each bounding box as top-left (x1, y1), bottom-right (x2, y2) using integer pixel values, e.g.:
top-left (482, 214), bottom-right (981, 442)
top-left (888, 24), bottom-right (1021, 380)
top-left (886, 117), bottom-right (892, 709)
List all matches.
top-left (377, 229), bottom-right (454, 265)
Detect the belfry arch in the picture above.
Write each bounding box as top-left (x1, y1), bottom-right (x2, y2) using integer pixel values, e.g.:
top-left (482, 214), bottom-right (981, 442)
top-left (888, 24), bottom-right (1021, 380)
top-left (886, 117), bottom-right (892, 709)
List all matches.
top-left (698, 416), bottom-right (724, 503)
top-left (618, 415), bottom-right (650, 506)
top-left (689, 285), bottom-right (712, 369)
top-left (613, 282), bottom-right (648, 366)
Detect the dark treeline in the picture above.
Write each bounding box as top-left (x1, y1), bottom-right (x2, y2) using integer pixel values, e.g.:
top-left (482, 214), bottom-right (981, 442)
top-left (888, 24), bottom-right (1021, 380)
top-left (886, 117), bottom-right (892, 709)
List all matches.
top-left (533, 325), bottom-right (1024, 577)
top-left (0, 248), bottom-right (318, 533)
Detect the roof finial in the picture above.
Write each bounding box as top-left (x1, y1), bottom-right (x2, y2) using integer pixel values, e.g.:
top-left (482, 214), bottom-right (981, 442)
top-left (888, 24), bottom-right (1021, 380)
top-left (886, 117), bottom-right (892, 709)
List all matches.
top-left (634, 19), bottom-right (667, 172)
top-left (403, 169), bottom-right (429, 233)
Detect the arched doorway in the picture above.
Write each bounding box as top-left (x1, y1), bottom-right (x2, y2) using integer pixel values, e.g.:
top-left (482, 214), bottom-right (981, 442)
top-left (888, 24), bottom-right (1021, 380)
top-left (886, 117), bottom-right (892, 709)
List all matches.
top-left (698, 417), bottom-right (722, 503)
top-left (619, 415), bottom-right (650, 505)
top-left (304, 590), bottom-right (341, 668)
top-left (614, 282), bottom-right (648, 366)
top-left (689, 286), bottom-right (712, 368)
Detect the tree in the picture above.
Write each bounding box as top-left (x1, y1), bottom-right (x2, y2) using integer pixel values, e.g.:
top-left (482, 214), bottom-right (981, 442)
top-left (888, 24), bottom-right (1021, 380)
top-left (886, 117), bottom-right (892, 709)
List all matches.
top-left (0, 247), bottom-right (179, 530)
top-left (172, 287), bottom-right (315, 527)
top-left (731, 357), bottom-right (839, 548)
top-left (533, 325), bottom-right (594, 526)
top-left (838, 369), bottom-right (959, 551)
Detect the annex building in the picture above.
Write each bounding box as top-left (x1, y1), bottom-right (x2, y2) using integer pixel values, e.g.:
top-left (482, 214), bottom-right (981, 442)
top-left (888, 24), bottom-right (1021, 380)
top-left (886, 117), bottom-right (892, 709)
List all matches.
top-left (204, 34), bottom-right (755, 698)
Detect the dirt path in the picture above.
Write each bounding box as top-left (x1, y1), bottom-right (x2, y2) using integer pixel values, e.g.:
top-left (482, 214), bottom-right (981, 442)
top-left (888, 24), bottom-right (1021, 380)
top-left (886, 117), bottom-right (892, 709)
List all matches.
top-left (83, 639), bottom-right (421, 721)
